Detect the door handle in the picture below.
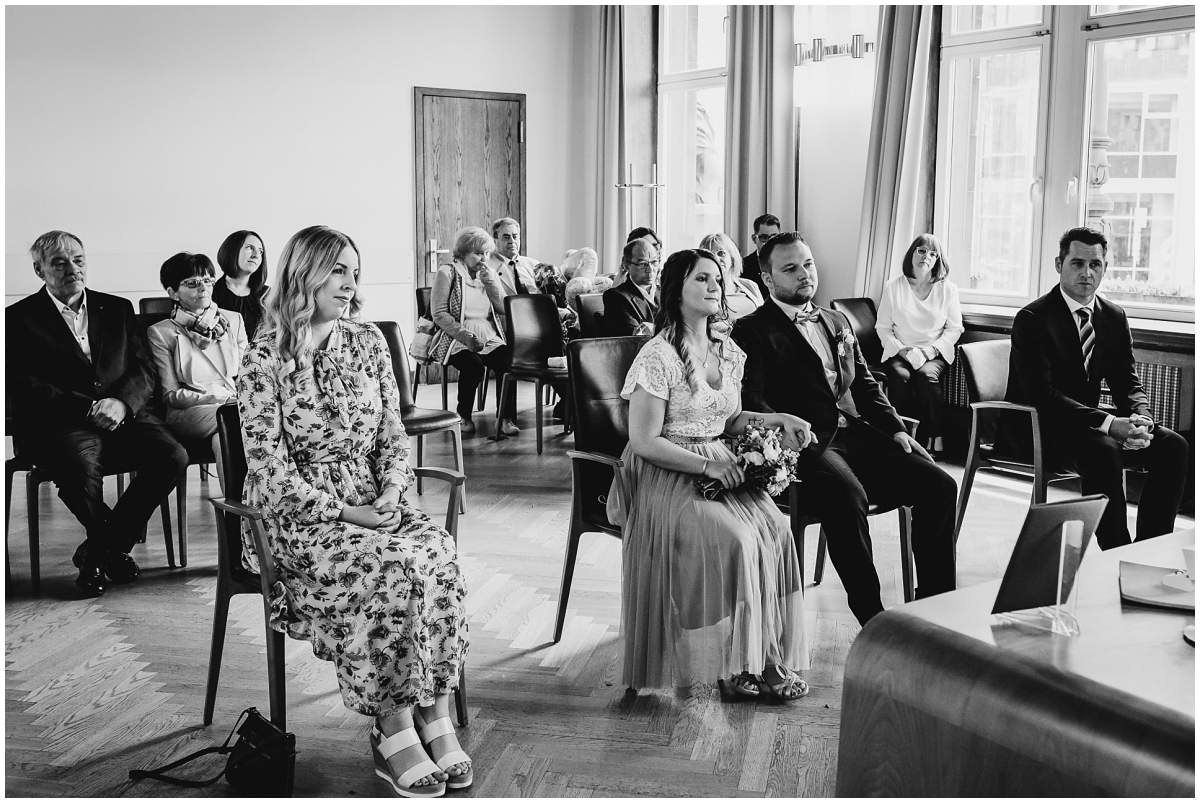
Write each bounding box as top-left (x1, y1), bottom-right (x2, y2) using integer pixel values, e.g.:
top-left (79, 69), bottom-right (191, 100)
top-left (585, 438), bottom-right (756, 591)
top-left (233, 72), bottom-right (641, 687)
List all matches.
top-left (428, 239), bottom-right (450, 275)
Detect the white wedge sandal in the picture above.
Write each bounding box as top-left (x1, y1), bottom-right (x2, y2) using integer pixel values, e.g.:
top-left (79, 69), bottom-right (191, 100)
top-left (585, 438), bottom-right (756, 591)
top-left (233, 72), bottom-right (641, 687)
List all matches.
top-left (370, 725), bottom-right (447, 798)
top-left (416, 715), bottom-right (473, 790)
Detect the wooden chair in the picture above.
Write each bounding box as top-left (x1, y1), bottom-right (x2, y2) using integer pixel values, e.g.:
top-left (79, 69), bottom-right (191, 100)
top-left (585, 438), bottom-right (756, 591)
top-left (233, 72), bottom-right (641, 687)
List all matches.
top-left (779, 415), bottom-right (921, 604)
top-left (498, 294), bottom-right (571, 454)
top-left (575, 293), bottom-right (606, 339)
top-left (829, 297), bottom-right (886, 384)
top-left (374, 321), bottom-right (468, 512)
top-left (554, 336), bottom-right (647, 642)
top-left (953, 339), bottom-right (1079, 545)
top-left (4, 412), bottom-right (175, 594)
top-left (206, 403), bottom-right (468, 729)
top-left (413, 286), bottom-right (489, 412)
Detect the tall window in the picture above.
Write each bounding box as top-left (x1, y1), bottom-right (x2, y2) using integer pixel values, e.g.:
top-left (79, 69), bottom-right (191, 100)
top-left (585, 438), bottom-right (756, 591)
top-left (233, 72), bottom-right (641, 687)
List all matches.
top-left (658, 5), bottom-right (728, 251)
top-left (936, 4), bottom-right (1194, 321)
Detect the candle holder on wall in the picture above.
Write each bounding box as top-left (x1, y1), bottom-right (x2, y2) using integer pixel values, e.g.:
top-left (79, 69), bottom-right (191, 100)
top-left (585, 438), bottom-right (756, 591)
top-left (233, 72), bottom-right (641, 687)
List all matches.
top-left (794, 34), bottom-right (875, 66)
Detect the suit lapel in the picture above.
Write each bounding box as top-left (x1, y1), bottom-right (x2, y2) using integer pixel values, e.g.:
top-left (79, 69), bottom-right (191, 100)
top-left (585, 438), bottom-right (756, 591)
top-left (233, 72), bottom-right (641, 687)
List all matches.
top-left (37, 288), bottom-right (93, 367)
top-left (816, 309), bottom-right (849, 394)
top-left (85, 289), bottom-right (105, 366)
top-left (763, 300), bottom-right (824, 373)
top-left (1048, 290), bottom-right (1089, 381)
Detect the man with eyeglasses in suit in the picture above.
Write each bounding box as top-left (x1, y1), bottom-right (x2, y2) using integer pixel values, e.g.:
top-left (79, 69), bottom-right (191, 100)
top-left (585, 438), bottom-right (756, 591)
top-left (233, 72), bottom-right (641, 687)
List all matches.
top-left (602, 238), bottom-right (660, 336)
top-left (6, 230), bottom-right (188, 597)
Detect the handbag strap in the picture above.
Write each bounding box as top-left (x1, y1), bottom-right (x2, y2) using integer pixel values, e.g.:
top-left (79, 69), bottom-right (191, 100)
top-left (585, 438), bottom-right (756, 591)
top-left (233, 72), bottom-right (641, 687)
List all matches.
top-left (128, 744), bottom-right (231, 787)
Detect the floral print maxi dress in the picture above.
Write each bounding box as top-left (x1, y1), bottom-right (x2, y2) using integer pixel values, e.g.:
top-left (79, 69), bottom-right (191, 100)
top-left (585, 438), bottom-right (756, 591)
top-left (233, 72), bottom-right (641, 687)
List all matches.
top-left (237, 319), bottom-right (467, 715)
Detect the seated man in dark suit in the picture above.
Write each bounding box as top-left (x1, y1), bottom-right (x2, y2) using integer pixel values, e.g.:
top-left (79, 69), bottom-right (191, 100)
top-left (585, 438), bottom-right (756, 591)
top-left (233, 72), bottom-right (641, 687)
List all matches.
top-left (7, 230), bottom-right (188, 596)
top-left (601, 238), bottom-right (659, 336)
top-left (1007, 226), bottom-right (1187, 550)
top-left (740, 212), bottom-right (781, 299)
top-left (732, 232), bottom-right (957, 625)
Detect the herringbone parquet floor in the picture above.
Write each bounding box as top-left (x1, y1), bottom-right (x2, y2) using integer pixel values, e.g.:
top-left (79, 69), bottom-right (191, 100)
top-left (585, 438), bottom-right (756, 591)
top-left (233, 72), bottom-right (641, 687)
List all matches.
top-left (6, 382), bottom-right (1192, 797)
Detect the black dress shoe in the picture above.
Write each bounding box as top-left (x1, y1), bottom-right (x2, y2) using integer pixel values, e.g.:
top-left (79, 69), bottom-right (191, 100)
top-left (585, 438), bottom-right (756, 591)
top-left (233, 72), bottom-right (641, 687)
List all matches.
top-left (75, 567), bottom-right (107, 597)
top-left (103, 552), bottom-right (141, 584)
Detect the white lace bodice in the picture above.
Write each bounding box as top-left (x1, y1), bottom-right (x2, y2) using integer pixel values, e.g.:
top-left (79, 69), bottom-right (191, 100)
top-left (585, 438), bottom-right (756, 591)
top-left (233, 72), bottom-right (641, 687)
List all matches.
top-left (620, 335), bottom-right (745, 439)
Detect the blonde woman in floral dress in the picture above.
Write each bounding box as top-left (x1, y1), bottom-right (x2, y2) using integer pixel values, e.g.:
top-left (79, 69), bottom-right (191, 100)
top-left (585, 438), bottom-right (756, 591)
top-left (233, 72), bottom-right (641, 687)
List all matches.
top-left (238, 225), bottom-right (469, 798)
top-left (607, 248), bottom-right (813, 702)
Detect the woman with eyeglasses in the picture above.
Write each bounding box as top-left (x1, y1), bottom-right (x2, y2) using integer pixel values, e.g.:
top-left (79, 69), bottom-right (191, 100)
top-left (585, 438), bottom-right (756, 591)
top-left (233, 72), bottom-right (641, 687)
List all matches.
top-left (875, 234), bottom-right (963, 453)
top-left (146, 252), bottom-right (248, 467)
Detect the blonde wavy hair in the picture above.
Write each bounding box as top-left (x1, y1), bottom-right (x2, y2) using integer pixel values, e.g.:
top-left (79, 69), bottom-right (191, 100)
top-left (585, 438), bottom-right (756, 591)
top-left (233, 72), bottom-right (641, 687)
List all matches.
top-left (698, 232), bottom-right (743, 289)
top-left (260, 225), bottom-right (363, 366)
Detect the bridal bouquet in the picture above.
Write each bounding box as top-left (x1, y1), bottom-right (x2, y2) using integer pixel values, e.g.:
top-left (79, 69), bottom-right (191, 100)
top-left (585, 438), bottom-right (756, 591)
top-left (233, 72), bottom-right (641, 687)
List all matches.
top-left (695, 421), bottom-right (801, 501)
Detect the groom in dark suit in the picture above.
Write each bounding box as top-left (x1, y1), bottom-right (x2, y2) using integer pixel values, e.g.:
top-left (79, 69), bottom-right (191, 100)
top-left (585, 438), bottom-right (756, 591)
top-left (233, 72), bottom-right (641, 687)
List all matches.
top-left (1007, 226), bottom-right (1187, 550)
top-left (732, 232), bottom-right (957, 625)
top-left (7, 230), bottom-right (188, 596)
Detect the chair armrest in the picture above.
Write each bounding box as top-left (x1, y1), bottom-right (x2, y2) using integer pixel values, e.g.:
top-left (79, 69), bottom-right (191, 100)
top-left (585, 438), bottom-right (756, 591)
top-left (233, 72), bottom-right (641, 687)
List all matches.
top-left (412, 467), bottom-right (466, 487)
top-left (210, 497), bottom-right (266, 521)
top-left (567, 449), bottom-right (623, 469)
top-left (970, 401), bottom-right (1038, 415)
top-left (898, 415), bottom-right (920, 436)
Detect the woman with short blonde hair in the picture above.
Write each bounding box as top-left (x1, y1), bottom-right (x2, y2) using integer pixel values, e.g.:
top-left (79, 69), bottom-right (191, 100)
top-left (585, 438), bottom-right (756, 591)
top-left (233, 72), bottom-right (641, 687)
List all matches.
top-left (699, 232), bottom-right (763, 322)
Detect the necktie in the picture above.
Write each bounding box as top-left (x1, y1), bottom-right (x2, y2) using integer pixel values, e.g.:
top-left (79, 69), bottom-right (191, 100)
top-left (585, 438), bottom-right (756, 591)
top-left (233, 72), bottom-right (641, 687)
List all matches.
top-left (510, 261), bottom-right (527, 294)
top-left (1076, 308), bottom-right (1095, 373)
top-left (793, 308), bottom-right (820, 325)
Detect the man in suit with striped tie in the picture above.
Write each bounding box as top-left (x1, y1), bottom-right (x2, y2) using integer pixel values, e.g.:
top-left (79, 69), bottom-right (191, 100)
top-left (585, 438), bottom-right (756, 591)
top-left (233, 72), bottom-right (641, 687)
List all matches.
top-left (1006, 226), bottom-right (1187, 550)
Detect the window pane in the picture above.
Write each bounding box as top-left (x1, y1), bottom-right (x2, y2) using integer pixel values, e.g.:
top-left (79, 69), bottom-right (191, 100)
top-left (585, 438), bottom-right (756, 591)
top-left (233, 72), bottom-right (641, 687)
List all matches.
top-left (663, 5), bottom-right (727, 74)
top-left (1086, 31), bottom-right (1193, 308)
top-left (660, 83), bottom-right (726, 251)
top-left (1092, 4), bottom-right (1178, 16)
top-left (949, 5), bottom-right (1042, 35)
top-left (943, 48), bottom-right (1043, 297)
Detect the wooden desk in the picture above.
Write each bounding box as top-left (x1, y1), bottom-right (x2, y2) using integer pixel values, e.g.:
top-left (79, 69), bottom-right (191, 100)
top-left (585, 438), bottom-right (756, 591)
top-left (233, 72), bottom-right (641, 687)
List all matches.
top-left (836, 532), bottom-right (1196, 797)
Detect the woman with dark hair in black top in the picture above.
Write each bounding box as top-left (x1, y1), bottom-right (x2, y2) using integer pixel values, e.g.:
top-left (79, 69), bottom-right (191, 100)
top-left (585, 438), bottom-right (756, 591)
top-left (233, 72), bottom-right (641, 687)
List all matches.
top-left (213, 230), bottom-right (269, 337)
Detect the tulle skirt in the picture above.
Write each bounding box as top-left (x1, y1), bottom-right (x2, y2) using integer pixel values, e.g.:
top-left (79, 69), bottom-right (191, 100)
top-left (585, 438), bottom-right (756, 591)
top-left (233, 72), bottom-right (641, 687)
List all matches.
top-left (607, 438), bottom-right (808, 690)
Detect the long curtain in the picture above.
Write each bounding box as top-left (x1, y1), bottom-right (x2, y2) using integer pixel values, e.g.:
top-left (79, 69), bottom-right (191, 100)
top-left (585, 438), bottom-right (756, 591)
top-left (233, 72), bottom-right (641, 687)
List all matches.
top-left (724, 4), bottom-right (797, 246)
top-left (855, 5), bottom-right (941, 300)
top-left (593, 5), bottom-right (627, 274)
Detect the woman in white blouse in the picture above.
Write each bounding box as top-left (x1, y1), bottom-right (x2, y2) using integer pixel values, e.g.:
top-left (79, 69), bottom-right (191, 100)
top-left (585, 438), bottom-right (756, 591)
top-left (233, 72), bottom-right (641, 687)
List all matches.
top-left (875, 234), bottom-right (963, 453)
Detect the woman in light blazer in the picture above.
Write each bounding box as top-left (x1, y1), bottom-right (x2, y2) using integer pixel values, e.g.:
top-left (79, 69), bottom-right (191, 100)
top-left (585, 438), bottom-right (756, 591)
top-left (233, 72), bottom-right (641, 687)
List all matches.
top-left (147, 252), bottom-right (249, 474)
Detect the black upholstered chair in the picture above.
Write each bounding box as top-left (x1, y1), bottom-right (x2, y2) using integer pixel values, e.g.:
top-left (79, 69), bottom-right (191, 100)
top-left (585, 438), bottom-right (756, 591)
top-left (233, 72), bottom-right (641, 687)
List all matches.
top-left (575, 293), bottom-right (606, 339)
top-left (554, 336), bottom-right (647, 642)
top-left (829, 297), bottom-right (886, 384)
top-left (206, 403), bottom-right (468, 728)
top-left (953, 339), bottom-right (1079, 544)
top-left (499, 294), bottom-right (571, 454)
top-left (374, 321), bottom-right (468, 512)
top-left (138, 296), bottom-right (174, 324)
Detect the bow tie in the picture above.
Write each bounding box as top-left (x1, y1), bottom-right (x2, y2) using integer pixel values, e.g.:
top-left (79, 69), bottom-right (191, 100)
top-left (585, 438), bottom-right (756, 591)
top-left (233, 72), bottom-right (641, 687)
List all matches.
top-left (793, 308), bottom-right (820, 325)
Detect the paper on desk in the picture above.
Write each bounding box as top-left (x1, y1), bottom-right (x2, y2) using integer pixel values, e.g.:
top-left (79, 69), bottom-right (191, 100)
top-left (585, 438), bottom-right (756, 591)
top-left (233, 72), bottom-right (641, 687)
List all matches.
top-left (1118, 561), bottom-right (1195, 611)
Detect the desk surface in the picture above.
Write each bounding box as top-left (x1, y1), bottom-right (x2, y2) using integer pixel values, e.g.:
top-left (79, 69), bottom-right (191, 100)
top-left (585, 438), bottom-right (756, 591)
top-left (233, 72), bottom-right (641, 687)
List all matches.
top-left (903, 530), bottom-right (1196, 717)
top-left (837, 531), bottom-right (1196, 797)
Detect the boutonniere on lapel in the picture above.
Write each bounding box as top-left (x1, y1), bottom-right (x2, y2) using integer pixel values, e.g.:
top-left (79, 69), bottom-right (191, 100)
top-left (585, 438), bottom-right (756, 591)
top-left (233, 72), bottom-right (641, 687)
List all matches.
top-left (835, 327), bottom-right (855, 358)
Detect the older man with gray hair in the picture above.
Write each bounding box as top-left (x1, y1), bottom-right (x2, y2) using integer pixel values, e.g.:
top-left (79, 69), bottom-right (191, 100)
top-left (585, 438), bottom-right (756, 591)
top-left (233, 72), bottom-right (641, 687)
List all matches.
top-left (6, 230), bottom-right (188, 597)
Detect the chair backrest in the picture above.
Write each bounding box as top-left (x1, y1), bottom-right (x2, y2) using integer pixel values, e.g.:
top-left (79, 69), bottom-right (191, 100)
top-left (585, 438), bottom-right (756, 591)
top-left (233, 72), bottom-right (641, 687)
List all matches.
top-left (505, 294), bottom-right (565, 371)
top-left (959, 339), bottom-right (1011, 403)
top-left (372, 321), bottom-right (417, 410)
top-left (568, 336), bottom-right (647, 458)
top-left (139, 296), bottom-right (174, 316)
top-left (416, 287), bottom-right (432, 320)
top-left (829, 297), bottom-right (882, 366)
top-left (216, 403), bottom-right (247, 503)
top-left (576, 293), bottom-right (605, 339)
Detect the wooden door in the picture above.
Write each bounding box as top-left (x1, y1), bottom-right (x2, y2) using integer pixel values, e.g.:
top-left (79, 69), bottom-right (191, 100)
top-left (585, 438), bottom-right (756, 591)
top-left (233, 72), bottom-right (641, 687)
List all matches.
top-left (414, 87), bottom-right (526, 288)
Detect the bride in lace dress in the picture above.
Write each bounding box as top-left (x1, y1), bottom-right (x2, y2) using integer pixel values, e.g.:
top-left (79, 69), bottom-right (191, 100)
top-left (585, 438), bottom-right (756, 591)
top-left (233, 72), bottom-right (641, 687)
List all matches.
top-left (607, 248), bottom-right (813, 702)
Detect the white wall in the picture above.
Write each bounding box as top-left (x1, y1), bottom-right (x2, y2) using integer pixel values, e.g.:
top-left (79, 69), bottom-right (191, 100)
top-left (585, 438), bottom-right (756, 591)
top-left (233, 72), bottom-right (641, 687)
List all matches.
top-left (793, 5), bottom-right (880, 303)
top-left (6, 5), bottom-right (595, 335)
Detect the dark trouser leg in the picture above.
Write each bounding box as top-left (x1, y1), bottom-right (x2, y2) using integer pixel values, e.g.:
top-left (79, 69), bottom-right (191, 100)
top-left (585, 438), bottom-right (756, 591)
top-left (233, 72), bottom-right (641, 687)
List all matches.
top-left (30, 427), bottom-right (113, 562)
top-left (480, 346), bottom-right (515, 420)
top-left (910, 357), bottom-right (948, 442)
top-left (792, 435), bottom-right (882, 625)
top-left (101, 417), bottom-right (188, 554)
top-left (843, 423), bottom-right (958, 599)
top-left (446, 350), bottom-right (484, 420)
top-left (1070, 429), bottom-right (1131, 550)
top-left (1127, 426), bottom-right (1188, 542)
top-left (882, 357), bottom-right (913, 413)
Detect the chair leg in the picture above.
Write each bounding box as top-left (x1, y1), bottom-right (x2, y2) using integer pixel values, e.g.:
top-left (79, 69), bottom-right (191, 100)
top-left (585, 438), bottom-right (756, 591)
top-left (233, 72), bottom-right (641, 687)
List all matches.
top-left (441, 368), bottom-right (449, 411)
top-left (477, 368), bottom-right (489, 412)
top-left (412, 364), bottom-right (421, 405)
top-left (554, 522), bottom-right (584, 643)
top-left (203, 578), bottom-right (232, 725)
top-left (535, 379), bottom-right (544, 455)
top-left (454, 666), bottom-right (469, 727)
top-left (27, 474), bottom-right (40, 596)
top-left (5, 462), bottom-right (16, 584)
top-left (160, 494), bottom-right (175, 569)
top-left (494, 374), bottom-right (511, 436)
top-left (416, 435), bottom-right (425, 495)
top-left (898, 506), bottom-right (915, 603)
top-left (176, 469), bottom-right (188, 568)
top-left (953, 426), bottom-right (984, 545)
top-left (451, 424), bottom-right (467, 514)
top-left (265, 627), bottom-right (287, 730)
top-left (814, 527), bottom-right (828, 585)
top-left (787, 486), bottom-right (806, 584)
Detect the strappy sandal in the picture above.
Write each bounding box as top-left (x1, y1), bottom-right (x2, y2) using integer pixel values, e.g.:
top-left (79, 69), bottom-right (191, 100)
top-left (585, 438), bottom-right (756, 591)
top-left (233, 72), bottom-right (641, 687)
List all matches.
top-left (370, 725), bottom-right (447, 798)
top-left (415, 714), bottom-right (474, 790)
top-left (759, 666), bottom-right (810, 702)
top-left (717, 672), bottom-right (762, 701)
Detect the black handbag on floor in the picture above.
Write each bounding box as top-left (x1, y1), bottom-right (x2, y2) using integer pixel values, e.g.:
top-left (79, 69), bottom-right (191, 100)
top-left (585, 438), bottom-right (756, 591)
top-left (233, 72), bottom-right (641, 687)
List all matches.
top-left (129, 707), bottom-right (296, 797)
